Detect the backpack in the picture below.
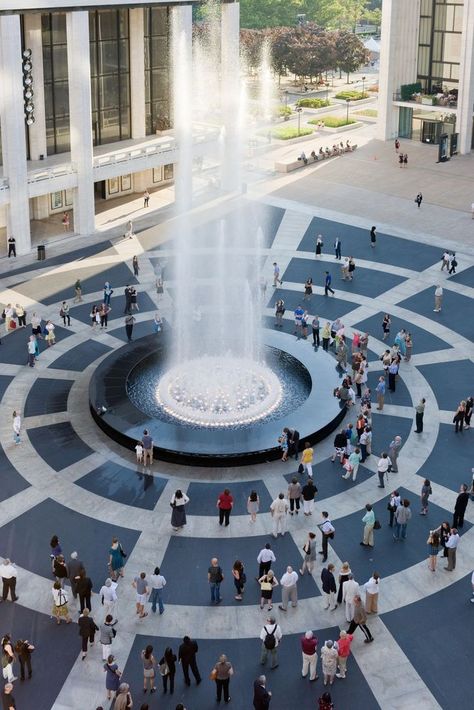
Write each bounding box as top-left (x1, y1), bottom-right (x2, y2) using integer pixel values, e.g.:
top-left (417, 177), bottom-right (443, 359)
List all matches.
top-left (263, 625), bottom-right (276, 650)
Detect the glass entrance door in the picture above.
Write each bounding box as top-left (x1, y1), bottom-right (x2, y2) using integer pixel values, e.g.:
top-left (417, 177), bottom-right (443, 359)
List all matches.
top-left (422, 121), bottom-right (441, 144)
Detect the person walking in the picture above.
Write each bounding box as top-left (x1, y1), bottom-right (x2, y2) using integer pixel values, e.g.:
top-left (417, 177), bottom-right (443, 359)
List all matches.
top-left (337, 562), bottom-right (351, 605)
top-left (258, 570), bottom-right (278, 611)
top-left (415, 398), bottom-right (426, 432)
top-left (334, 238), bottom-right (342, 260)
top-left (149, 566), bottom-right (166, 614)
top-left (99, 615), bottom-right (116, 661)
top-left (78, 608), bottom-right (99, 660)
top-left (211, 654), bottom-right (233, 703)
top-left (14, 639), bottom-right (34, 682)
top-left (257, 544), bottom-right (276, 579)
top-left (433, 285), bottom-right (443, 312)
top-left (359, 427), bottom-right (371, 463)
top-left (232, 560), bottom-right (246, 601)
top-left (99, 579), bottom-right (118, 621)
top-left (420, 479), bottom-right (432, 515)
top-left (320, 640), bottom-right (338, 686)
top-left (260, 617), bottom-right (282, 670)
top-left (270, 493), bottom-right (289, 538)
top-left (208, 558), bottom-right (224, 605)
top-left (360, 504), bottom-right (375, 548)
top-left (427, 531), bottom-right (440, 572)
top-left (51, 581), bottom-right (72, 624)
top-left (143, 189), bottom-right (150, 207)
top-left (253, 675), bottom-right (272, 709)
top-left (301, 631), bottom-right (318, 682)
top-left (103, 282), bottom-right (113, 305)
top-left (300, 532), bottom-right (317, 575)
top-left (278, 566), bottom-right (298, 611)
top-left (319, 512), bottom-right (335, 562)
top-left (115, 682), bottom-right (133, 710)
top-left (347, 595), bottom-right (374, 642)
top-left (444, 528), bottom-right (460, 571)
top-left (141, 644), bottom-right (157, 694)
top-left (76, 570), bottom-right (93, 613)
top-left (302, 478), bottom-right (318, 516)
top-left (1, 559), bottom-right (18, 602)
top-left (132, 256), bottom-right (139, 277)
top-left (415, 192), bottom-right (423, 208)
top-left (247, 490), bottom-right (260, 523)
top-left (364, 572), bottom-right (380, 613)
top-left (125, 313), bottom-right (135, 341)
top-left (375, 376), bottom-right (386, 411)
top-left (324, 271), bottom-right (335, 296)
top-left (377, 453), bottom-right (391, 489)
top-left (388, 436), bottom-right (402, 473)
top-left (104, 654), bottom-right (122, 701)
top-left (448, 252), bottom-right (458, 274)
top-left (453, 484), bottom-right (469, 528)
top-left (1, 636), bottom-right (16, 683)
top-left (336, 631), bottom-right (353, 679)
top-left (108, 538), bottom-right (125, 581)
top-left (132, 572), bottom-right (149, 619)
top-left (287, 477), bottom-right (302, 516)
top-left (178, 636), bottom-right (201, 686)
top-left (272, 262), bottom-right (282, 287)
top-left (321, 564), bottom-right (337, 610)
top-left (342, 574), bottom-right (359, 623)
top-left (393, 499), bottom-right (412, 541)
top-left (370, 226), bottom-right (376, 248)
top-left (159, 646), bottom-right (177, 695)
top-left (217, 489), bottom-right (233, 526)
top-left (301, 442), bottom-right (314, 478)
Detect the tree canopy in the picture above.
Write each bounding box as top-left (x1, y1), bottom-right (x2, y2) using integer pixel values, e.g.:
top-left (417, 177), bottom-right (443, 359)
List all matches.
top-left (239, 0), bottom-right (381, 30)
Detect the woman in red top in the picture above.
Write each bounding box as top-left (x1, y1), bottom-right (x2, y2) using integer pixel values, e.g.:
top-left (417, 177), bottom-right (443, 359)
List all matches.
top-left (217, 489), bottom-right (233, 526)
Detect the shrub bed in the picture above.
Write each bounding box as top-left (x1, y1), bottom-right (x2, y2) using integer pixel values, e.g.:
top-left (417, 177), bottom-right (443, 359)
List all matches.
top-left (296, 98), bottom-right (332, 109)
top-left (334, 90), bottom-right (369, 101)
top-left (270, 125), bottom-right (313, 140)
top-left (309, 116), bottom-right (356, 128)
top-left (353, 108), bottom-right (378, 117)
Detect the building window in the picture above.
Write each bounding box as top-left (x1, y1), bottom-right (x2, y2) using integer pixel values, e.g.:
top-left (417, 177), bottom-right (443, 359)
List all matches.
top-left (42, 13), bottom-right (70, 154)
top-left (417, 1), bottom-right (463, 92)
top-left (89, 9), bottom-right (131, 145)
top-left (145, 7), bottom-right (171, 135)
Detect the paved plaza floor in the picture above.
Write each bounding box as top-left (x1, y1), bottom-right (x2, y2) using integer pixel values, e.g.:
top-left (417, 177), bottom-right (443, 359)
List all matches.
top-left (0, 153), bottom-right (473, 710)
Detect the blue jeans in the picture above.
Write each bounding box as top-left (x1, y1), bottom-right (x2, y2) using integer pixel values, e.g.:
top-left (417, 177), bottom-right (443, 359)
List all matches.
top-left (394, 522), bottom-right (407, 540)
top-left (149, 588), bottom-right (164, 614)
top-left (210, 582), bottom-right (221, 603)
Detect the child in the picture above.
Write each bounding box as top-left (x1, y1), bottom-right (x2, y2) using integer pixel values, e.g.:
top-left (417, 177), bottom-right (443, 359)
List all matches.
top-left (135, 441), bottom-right (143, 464)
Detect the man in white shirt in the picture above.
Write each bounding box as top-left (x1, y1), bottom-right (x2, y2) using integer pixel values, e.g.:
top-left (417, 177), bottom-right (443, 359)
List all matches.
top-left (444, 528), bottom-right (460, 571)
top-left (260, 616), bottom-right (282, 669)
top-left (319, 511), bottom-right (335, 562)
top-left (257, 544), bottom-right (276, 579)
top-left (377, 453), bottom-right (391, 488)
top-left (433, 285), bottom-right (443, 312)
top-left (272, 262), bottom-right (282, 287)
top-left (342, 574), bottom-right (360, 622)
top-left (149, 566), bottom-right (167, 614)
top-left (270, 494), bottom-right (289, 538)
top-left (441, 251), bottom-right (450, 271)
top-left (99, 578), bottom-right (118, 621)
top-left (278, 566), bottom-right (298, 611)
top-left (1, 559), bottom-right (18, 602)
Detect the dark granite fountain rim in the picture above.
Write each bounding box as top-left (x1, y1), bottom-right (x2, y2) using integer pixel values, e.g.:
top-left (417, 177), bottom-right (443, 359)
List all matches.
top-left (89, 329), bottom-right (346, 466)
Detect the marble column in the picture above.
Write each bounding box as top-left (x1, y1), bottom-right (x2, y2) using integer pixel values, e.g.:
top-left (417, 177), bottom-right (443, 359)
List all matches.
top-left (376, 0), bottom-right (421, 141)
top-left (129, 8), bottom-right (146, 140)
top-left (220, 1), bottom-right (241, 192)
top-left (457, 1), bottom-right (474, 155)
top-left (0, 14), bottom-right (31, 254)
top-left (66, 10), bottom-right (95, 236)
top-left (171, 4), bottom-right (193, 212)
top-left (23, 13), bottom-right (47, 161)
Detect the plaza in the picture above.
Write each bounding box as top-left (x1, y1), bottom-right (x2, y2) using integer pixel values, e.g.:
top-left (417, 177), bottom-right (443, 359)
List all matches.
top-left (0, 2), bottom-right (474, 710)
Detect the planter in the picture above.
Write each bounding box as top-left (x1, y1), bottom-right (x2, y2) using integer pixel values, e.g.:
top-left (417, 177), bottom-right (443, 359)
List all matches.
top-left (155, 128), bottom-right (174, 137)
top-left (271, 131), bottom-right (316, 146)
top-left (321, 121), bottom-right (363, 133)
top-left (332, 97), bottom-right (377, 107)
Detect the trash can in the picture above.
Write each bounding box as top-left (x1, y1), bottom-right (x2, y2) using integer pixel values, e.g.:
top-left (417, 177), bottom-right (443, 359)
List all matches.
top-left (37, 245), bottom-right (46, 261)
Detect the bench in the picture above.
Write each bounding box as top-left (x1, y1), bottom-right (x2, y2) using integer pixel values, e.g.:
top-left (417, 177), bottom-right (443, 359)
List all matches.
top-left (275, 145), bottom-right (357, 173)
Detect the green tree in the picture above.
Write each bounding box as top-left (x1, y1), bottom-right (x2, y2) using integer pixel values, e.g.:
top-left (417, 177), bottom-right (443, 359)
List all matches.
top-left (240, 0), bottom-right (306, 29)
top-left (334, 31), bottom-right (369, 81)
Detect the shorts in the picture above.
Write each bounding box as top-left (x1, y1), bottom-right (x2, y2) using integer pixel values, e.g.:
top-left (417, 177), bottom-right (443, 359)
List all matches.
top-left (136, 593), bottom-right (147, 605)
top-left (143, 668), bottom-right (155, 678)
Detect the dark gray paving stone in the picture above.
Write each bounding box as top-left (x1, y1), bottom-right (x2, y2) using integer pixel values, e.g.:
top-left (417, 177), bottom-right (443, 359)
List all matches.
top-left (0, 445), bottom-right (30, 503)
top-left (76, 461), bottom-right (167, 510)
top-left (0, 324), bottom-right (73, 366)
top-left (418, 423), bottom-right (473, 494)
top-left (416, 360), bottom-right (474, 411)
top-left (186, 480), bottom-right (273, 517)
top-left (24, 378), bottom-right (73, 417)
top-left (398, 288), bottom-right (474, 342)
top-left (353, 312), bottom-right (451, 354)
top-left (27, 422), bottom-right (93, 471)
top-left (48, 339), bottom-right (112, 371)
top-left (0, 374), bottom-right (14, 401)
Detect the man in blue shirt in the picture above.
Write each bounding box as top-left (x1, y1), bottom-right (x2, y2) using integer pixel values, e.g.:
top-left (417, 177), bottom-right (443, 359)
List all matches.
top-left (294, 305), bottom-right (304, 337)
top-left (324, 272), bottom-right (335, 296)
top-left (375, 376), bottom-right (386, 410)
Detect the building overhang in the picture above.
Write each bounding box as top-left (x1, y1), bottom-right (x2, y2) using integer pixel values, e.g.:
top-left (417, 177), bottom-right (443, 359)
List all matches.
top-left (0, 0), bottom-right (224, 13)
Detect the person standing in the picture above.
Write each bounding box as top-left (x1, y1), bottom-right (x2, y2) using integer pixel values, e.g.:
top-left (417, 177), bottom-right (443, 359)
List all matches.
top-left (302, 478), bottom-right (318, 516)
top-left (393, 499), bottom-right (412, 541)
top-left (12, 412), bottom-right (21, 445)
top-left (132, 256), bottom-right (139, 277)
top-left (270, 493), bottom-right (289, 538)
top-left (278, 566), bottom-right (298, 611)
top-left (427, 531), bottom-right (440, 572)
top-left (78, 608), bottom-right (99, 660)
top-left (364, 572), bottom-right (380, 613)
top-left (382, 314), bottom-right (391, 341)
top-left (415, 192), bottom-right (423, 208)
top-left (212, 654), bottom-right (233, 704)
top-left (377, 453), bottom-right (391, 489)
top-left (178, 636), bottom-right (201, 686)
top-left (347, 595), bottom-right (373, 642)
top-left (301, 442), bottom-right (314, 478)
top-left (321, 564), bottom-right (337, 610)
top-left (300, 532), bottom-right (317, 575)
top-left (99, 615), bottom-right (116, 661)
top-left (433, 285), bottom-right (443, 312)
top-left (141, 429), bottom-right (153, 467)
top-left (217, 489), bottom-right (233, 526)
top-left (108, 538), bottom-right (125, 581)
top-left (132, 572), bottom-right (149, 619)
top-left (125, 313), bottom-right (135, 342)
top-left (415, 398), bottom-right (426, 433)
top-left (388, 436), bottom-right (402, 472)
top-left (143, 189), bottom-right (150, 207)
top-left (320, 640), bottom-right (338, 686)
top-left (99, 579), bottom-right (118, 621)
top-left (360, 504), bottom-right (375, 548)
top-left (74, 279), bottom-right (82, 303)
top-left (149, 566), bottom-right (166, 614)
top-left (334, 238), bottom-right (342, 260)
top-left (453, 401), bottom-right (466, 432)
top-left (420, 479), bottom-right (432, 515)
top-left (370, 226), bottom-right (376, 248)
top-left (76, 570), bottom-right (93, 613)
top-left (272, 262), bottom-right (282, 287)
top-left (315, 235), bottom-right (323, 257)
top-left (336, 631), bottom-right (353, 679)
top-left (67, 551), bottom-right (84, 600)
top-left (444, 528), bottom-right (460, 571)
top-left (312, 316), bottom-right (320, 347)
top-left (257, 544), bottom-right (276, 579)
top-left (342, 574), bottom-right (359, 623)
top-left (375, 376), bottom-right (385, 411)
top-left (7, 237), bottom-right (16, 257)
top-left (51, 581), bottom-right (72, 624)
top-left (253, 675), bottom-right (272, 709)
top-left (301, 631), bottom-right (318, 682)
top-left (388, 360), bottom-right (398, 392)
top-left (159, 646), bottom-right (177, 695)
top-left (258, 570), bottom-right (278, 611)
top-left (141, 644), bottom-right (157, 694)
top-left (453, 484), bottom-right (469, 528)
top-left (394, 138), bottom-right (400, 153)
top-left (287, 478), bottom-right (301, 516)
top-left (274, 299), bottom-right (285, 328)
top-left (208, 558), bottom-right (224, 605)
top-left (103, 282), bottom-right (113, 305)
top-left (303, 277), bottom-right (313, 301)
top-left (232, 560), bottom-right (246, 601)
top-left (60, 301), bottom-right (71, 326)
top-left (319, 512), bottom-right (335, 562)
top-left (14, 639), bottom-right (34, 681)
top-left (324, 271), bottom-right (335, 296)
top-left (260, 617), bottom-right (282, 670)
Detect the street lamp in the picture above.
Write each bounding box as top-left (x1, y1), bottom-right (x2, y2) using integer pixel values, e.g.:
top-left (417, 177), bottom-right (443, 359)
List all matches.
top-left (346, 99), bottom-right (350, 124)
top-left (296, 107), bottom-right (302, 136)
top-left (362, 75), bottom-right (366, 95)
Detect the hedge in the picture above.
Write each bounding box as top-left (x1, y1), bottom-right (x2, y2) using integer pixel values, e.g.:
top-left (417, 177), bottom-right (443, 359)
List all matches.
top-left (334, 90), bottom-right (369, 101)
top-left (270, 126), bottom-right (313, 140)
top-left (310, 116), bottom-right (356, 128)
top-left (295, 98), bottom-right (332, 109)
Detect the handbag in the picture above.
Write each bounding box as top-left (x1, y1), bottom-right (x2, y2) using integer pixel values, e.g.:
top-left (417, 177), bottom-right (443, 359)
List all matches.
top-left (119, 544), bottom-right (127, 559)
top-left (240, 572), bottom-right (247, 584)
top-left (10, 320), bottom-right (16, 329)
top-left (298, 463), bottom-right (304, 474)
top-left (210, 668), bottom-right (217, 681)
top-left (373, 520), bottom-right (381, 530)
top-left (159, 662), bottom-right (169, 676)
top-left (260, 581), bottom-right (272, 591)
